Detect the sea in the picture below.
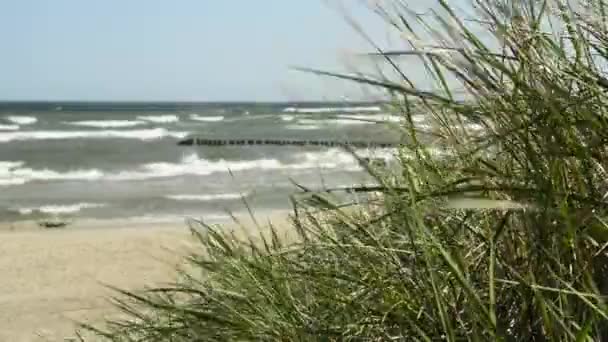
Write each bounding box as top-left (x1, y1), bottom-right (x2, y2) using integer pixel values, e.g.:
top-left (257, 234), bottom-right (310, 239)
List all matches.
top-left (0, 102), bottom-right (403, 224)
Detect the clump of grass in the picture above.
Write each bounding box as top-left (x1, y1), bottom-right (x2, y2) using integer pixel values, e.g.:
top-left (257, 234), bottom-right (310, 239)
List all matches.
top-left (84, 0), bottom-right (608, 340)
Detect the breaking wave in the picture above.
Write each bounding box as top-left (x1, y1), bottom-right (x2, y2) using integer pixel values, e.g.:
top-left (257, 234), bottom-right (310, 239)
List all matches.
top-left (5, 116), bottom-right (37, 125)
top-left (337, 114), bottom-right (404, 123)
top-left (0, 149), bottom-right (390, 186)
top-left (285, 124), bottom-right (322, 130)
top-left (0, 124), bottom-right (20, 131)
top-left (65, 120), bottom-right (146, 128)
top-left (0, 128), bottom-right (188, 142)
top-left (189, 114), bottom-right (224, 122)
top-left (283, 106), bottom-right (382, 113)
top-left (166, 193), bottom-right (246, 201)
top-left (11, 202), bottom-right (106, 215)
top-left (137, 115), bottom-right (180, 123)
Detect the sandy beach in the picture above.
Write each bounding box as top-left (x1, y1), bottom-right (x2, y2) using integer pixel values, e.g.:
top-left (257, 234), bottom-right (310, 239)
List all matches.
top-left (0, 213), bottom-right (290, 341)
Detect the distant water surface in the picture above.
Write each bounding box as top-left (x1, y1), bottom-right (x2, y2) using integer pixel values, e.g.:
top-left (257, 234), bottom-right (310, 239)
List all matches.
top-left (0, 102), bottom-right (406, 223)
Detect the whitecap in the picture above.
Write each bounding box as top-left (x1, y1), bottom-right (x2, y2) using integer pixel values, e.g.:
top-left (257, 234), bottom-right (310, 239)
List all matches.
top-left (105, 150), bottom-right (361, 181)
top-left (5, 116), bottom-right (37, 125)
top-left (166, 193), bottom-right (246, 201)
top-left (338, 114), bottom-right (402, 123)
top-left (0, 149), bottom-right (395, 186)
top-left (283, 106), bottom-right (382, 114)
top-left (137, 115), bottom-right (180, 123)
top-left (189, 114), bottom-right (224, 122)
top-left (12, 203), bottom-right (106, 215)
top-left (285, 124), bottom-right (322, 130)
top-left (0, 178), bottom-right (27, 186)
top-left (0, 161), bottom-right (25, 170)
top-left (65, 120), bottom-right (146, 128)
top-left (10, 168), bottom-right (104, 181)
top-left (0, 124), bottom-right (20, 131)
top-left (38, 203), bottom-right (105, 214)
top-left (0, 128), bottom-right (188, 142)
top-left (295, 119), bottom-right (320, 125)
top-left (0, 161), bottom-right (26, 185)
top-left (331, 119), bottom-right (374, 125)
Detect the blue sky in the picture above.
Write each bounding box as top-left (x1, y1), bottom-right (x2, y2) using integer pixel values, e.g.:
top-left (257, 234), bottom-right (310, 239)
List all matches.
top-left (0, 1), bottom-right (397, 102)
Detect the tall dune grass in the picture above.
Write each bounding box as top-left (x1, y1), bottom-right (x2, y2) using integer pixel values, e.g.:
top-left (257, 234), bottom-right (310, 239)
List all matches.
top-left (84, 0), bottom-right (608, 340)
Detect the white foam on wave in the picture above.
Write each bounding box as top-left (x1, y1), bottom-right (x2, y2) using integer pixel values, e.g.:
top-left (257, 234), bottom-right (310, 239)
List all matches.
top-left (285, 118), bottom-right (369, 128)
top-left (0, 178), bottom-right (26, 186)
top-left (0, 161), bottom-right (26, 185)
top-left (0, 161), bottom-right (25, 170)
top-left (283, 106), bottom-right (382, 113)
top-left (285, 124), bottom-right (322, 130)
top-left (0, 148), bottom-right (399, 188)
top-left (280, 114), bottom-right (295, 122)
top-left (0, 124), bottom-right (20, 131)
top-left (292, 118), bottom-right (365, 126)
top-left (166, 193), bottom-right (246, 201)
top-left (296, 119), bottom-right (320, 125)
top-left (289, 116), bottom-right (400, 127)
top-left (120, 149), bottom-right (370, 180)
top-left (0, 149), bottom-right (387, 186)
top-left (0, 128), bottom-right (188, 142)
top-left (6, 116), bottom-right (37, 125)
top-left (65, 120), bottom-right (146, 128)
top-left (137, 115), bottom-right (180, 123)
top-left (12, 203), bottom-right (106, 215)
top-left (11, 168), bottom-right (104, 184)
top-left (0, 159), bottom-right (104, 186)
top-left (331, 119), bottom-right (374, 125)
top-left (338, 114), bottom-right (402, 123)
top-left (189, 114), bottom-right (224, 122)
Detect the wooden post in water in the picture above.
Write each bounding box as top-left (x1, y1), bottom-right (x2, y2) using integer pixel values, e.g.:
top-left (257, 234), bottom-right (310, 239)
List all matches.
top-left (177, 137), bottom-right (397, 149)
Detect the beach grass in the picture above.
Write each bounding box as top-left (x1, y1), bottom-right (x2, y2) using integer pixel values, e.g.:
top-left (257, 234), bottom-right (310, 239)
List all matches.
top-left (83, 0), bottom-right (608, 340)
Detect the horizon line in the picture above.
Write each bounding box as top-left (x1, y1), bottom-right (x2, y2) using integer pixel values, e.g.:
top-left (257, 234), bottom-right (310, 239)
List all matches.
top-left (0, 99), bottom-right (385, 104)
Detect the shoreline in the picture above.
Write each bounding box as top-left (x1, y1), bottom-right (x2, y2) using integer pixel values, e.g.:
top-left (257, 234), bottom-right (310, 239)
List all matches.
top-left (0, 211), bottom-right (292, 341)
top-left (0, 210), bottom-right (267, 233)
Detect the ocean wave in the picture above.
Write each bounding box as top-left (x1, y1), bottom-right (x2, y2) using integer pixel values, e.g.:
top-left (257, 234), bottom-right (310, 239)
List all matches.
top-left (285, 124), bottom-right (322, 130)
top-left (0, 159), bottom-right (105, 185)
top-left (166, 193), bottom-right (246, 201)
top-left (65, 120), bottom-right (146, 128)
top-left (289, 117), bottom-right (391, 126)
top-left (117, 150), bottom-right (364, 179)
top-left (12, 203), bottom-right (106, 215)
top-left (0, 178), bottom-right (27, 186)
top-left (292, 118), bottom-right (367, 126)
top-left (0, 124), bottom-right (20, 131)
top-left (0, 149), bottom-right (380, 186)
top-left (283, 106), bottom-right (382, 114)
top-left (7, 168), bottom-right (104, 184)
top-left (5, 116), bottom-right (37, 125)
top-left (137, 115), bottom-right (180, 123)
top-left (295, 119), bottom-right (321, 125)
top-left (337, 114), bottom-right (402, 123)
top-left (280, 114), bottom-right (295, 122)
top-left (0, 128), bottom-right (188, 142)
top-left (0, 161), bottom-right (26, 185)
top-left (189, 114), bottom-right (224, 122)
top-left (331, 119), bottom-right (374, 125)
top-left (0, 161), bottom-right (25, 169)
